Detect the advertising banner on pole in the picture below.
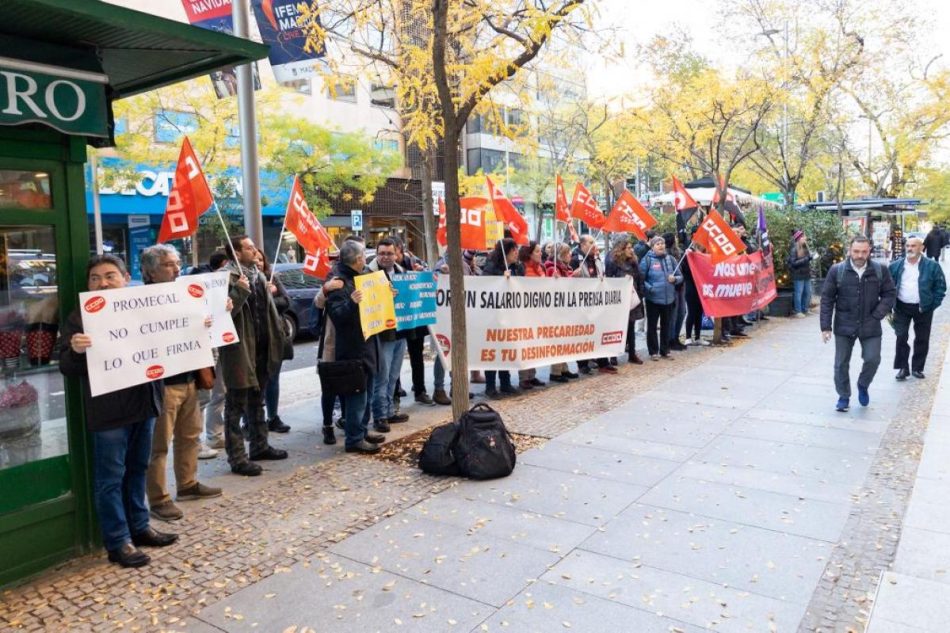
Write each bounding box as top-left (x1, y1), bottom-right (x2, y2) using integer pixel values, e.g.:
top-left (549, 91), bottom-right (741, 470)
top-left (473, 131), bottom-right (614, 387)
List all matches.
top-left (180, 0), bottom-right (262, 98)
top-left (686, 250), bottom-right (777, 318)
top-left (79, 283), bottom-right (215, 397)
top-left (250, 0), bottom-right (326, 83)
top-left (431, 277), bottom-right (631, 371)
top-left (181, 271), bottom-right (239, 347)
top-left (391, 271), bottom-right (437, 331)
top-left (354, 271), bottom-right (396, 339)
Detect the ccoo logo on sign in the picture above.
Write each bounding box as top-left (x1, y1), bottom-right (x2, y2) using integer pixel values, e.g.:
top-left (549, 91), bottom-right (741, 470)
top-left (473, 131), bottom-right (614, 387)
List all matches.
top-left (601, 331), bottom-right (623, 345)
top-left (187, 284), bottom-right (204, 298)
top-left (145, 365), bottom-right (165, 380)
top-left (83, 295), bottom-right (106, 313)
top-left (436, 334), bottom-right (451, 354)
top-left (222, 332), bottom-right (236, 344)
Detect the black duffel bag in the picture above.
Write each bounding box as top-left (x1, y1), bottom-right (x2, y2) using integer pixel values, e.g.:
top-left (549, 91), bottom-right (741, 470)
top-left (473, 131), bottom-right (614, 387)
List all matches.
top-left (419, 422), bottom-right (461, 476)
top-left (317, 359), bottom-right (366, 396)
top-left (455, 403), bottom-right (516, 480)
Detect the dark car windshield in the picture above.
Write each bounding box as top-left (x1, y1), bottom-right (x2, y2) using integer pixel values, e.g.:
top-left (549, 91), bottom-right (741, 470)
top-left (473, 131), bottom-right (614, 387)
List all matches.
top-left (275, 266), bottom-right (322, 289)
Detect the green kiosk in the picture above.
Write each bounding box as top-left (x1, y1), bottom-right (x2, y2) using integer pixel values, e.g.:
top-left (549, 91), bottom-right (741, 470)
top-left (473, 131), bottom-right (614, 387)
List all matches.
top-left (0, 0), bottom-right (267, 586)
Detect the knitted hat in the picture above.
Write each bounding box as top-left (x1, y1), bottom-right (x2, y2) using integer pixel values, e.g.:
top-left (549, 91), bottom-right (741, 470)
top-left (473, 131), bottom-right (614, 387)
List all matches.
top-left (792, 229), bottom-right (804, 242)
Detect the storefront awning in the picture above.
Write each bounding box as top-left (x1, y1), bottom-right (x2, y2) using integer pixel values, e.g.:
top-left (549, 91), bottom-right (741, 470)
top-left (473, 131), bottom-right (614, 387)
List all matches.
top-left (0, 0), bottom-right (269, 99)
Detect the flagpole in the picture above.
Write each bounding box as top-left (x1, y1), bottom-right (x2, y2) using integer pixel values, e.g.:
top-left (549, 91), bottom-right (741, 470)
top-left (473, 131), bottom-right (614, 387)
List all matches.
top-left (213, 201), bottom-right (241, 265)
top-left (268, 215), bottom-right (287, 284)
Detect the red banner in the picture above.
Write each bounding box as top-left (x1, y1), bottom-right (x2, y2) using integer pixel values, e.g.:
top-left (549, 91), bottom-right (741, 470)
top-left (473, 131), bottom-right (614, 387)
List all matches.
top-left (686, 250), bottom-right (777, 317)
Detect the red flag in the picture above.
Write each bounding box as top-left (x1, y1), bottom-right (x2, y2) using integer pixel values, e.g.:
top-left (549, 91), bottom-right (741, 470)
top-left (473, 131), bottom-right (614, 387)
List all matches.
top-left (692, 209), bottom-right (746, 264)
top-left (570, 183), bottom-right (606, 229)
top-left (711, 175), bottom-right (736, 206)
top-left (672, 175), bottom-right (698, 212)
top-left (285, 175), bottom-right (332, 254)
top-left (302, 249), bottom-right (331, 279)
top-left (555, 174), bottom-right (570, 222)
top-left (485, 176), bottom-right (529, 244)
top-left (437, 196), bottom-right (492, 250)
top-left (157, 137), bottom-right (214, 242)
top-left (602, 190), bottom-right (657, 239)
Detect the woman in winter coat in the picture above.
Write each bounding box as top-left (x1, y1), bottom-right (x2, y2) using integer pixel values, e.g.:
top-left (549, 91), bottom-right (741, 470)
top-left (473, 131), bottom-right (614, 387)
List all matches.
top-left (787, 229), bottom-right (813, 317)
top-left (606, 239), bottom-right (645, 364)
top-left (639, 236), bottom-right (683, 360)
top-left (481, 238), bottom-right (521, 397)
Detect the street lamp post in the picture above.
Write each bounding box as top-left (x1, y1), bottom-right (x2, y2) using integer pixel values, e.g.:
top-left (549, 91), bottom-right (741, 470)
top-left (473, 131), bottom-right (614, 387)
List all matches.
top-left (760, 23), bottom-right (789, 205)
top-left (232, 0), bottom-right (264, 250)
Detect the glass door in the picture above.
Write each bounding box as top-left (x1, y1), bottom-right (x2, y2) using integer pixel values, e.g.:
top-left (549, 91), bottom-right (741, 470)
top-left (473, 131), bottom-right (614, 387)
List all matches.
top-left (0, 163), bottom-right (73, 514)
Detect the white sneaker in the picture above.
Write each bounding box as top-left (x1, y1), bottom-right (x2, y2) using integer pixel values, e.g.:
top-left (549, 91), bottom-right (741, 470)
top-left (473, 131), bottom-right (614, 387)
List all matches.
top-left (197, 444), bottom-right (218, 460)
top-left (792, 313), bottom-right (807, 319)
top-left (694, 338), bottom-right (710, 346)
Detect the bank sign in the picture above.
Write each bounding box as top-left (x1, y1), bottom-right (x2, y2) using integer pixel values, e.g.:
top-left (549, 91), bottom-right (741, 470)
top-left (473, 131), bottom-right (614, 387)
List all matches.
top-left (0, 59), bottom-right (109, 138)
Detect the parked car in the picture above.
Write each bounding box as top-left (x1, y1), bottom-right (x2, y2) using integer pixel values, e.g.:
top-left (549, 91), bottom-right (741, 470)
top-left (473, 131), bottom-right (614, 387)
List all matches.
top-left (273, 263), bottom-right (323, 341)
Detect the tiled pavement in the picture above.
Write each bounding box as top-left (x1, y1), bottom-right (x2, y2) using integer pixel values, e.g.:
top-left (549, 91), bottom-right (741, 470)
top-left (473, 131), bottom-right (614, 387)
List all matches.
top-left (2, 305), bottom-right (947, 632)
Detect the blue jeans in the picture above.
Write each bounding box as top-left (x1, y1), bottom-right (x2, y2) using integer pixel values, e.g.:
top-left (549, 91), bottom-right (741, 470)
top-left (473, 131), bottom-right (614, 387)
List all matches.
top-left (373, 339), bottom-right (406, 420)
top-left (434, 352), bottom-right (446, 391)
top-left (343, 370), bottom-right (375, 448)
top-left (91, 417), bottom-right (155, 551)
top-left (793, 279), bottom-right (812, 314)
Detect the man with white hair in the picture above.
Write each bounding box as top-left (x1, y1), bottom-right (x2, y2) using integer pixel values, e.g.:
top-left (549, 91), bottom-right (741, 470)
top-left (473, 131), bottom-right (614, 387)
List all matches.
top-left (140, 244), bottom-right (222, 522)
top-left (889, 236), bottom-right (946, 380)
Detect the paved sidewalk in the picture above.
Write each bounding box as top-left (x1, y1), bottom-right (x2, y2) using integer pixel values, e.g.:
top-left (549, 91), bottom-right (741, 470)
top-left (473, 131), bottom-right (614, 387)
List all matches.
top-left (865, 326), bottom-right (950, 633)
top-left (178, 312), bottom-right (947, 633)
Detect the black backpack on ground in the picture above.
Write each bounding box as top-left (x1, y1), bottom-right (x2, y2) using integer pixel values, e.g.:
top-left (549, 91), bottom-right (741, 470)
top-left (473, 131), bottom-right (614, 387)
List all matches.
top-left (454, 403), bottom-right (517, 480)
top-left (419, 422), bottom-right (461, 476)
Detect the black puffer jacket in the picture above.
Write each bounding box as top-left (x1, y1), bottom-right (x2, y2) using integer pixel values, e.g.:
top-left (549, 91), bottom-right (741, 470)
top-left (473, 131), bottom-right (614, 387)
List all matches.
top-left (787, 246), bottom-right (812, 281)
top-left (326, 263), bottom-right (382, 375)
top-left (820, 260), bottom-right (896, 338)
top-left (59, 309), bottom-right (164, 432)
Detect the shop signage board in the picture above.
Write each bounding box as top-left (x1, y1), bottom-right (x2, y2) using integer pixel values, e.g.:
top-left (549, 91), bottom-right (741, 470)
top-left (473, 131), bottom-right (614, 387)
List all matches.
top-left (0, 58), bottom-right (108, 138)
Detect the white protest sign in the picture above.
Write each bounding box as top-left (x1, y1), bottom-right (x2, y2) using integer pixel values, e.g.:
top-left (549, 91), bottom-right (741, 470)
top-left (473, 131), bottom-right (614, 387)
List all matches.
top-left (79, 282), bottom-right (215, 397)
top-left (431, 276), bottom-right (630, 371)
top-left (182, 271), bottom-right (239, 347)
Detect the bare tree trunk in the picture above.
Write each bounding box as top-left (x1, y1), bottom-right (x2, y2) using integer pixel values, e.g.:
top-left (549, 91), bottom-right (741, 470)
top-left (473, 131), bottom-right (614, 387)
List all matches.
top-left (419, 143), bottom-right (439, 268)
top-left (433, 0), bottom-right (470, 422)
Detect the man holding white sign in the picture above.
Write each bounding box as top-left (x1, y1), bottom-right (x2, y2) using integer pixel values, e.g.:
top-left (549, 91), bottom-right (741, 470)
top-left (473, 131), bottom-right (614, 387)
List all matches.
top-left (59, 255), bottom-right (179, 569)
top-left (139, 245), bottom-right (223, 524)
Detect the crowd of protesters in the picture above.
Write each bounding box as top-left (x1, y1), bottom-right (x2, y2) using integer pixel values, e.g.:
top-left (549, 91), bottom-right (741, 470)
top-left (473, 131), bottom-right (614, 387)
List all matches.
top-left (57, 223), bottom-right (787, 568)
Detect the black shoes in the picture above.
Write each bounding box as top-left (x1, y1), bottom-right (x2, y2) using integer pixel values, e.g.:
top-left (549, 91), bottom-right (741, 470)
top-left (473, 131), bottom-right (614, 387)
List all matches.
top-left (499, 384), bottom-right (521, 395)
top-left (578, 365), bottom-right (592, 375)
top-left (913, 370), bottom-right (926, 379)
top-left (108, 543), bottom-right (150, 568)
top-left (373, 419), bottom-right (391, 433)
top-left (529, 378), bottom-right (545, 387)
top-left (389, 412), bottom-right (409, 423)
top-left (231, 461), bottom-right (263, 476)
top-left (132, 527), bottom-right (179, 548)
top-left (669, 341), bottom-right (688, 351)
top-left (322, 426), bottom-right (337, 445)
top-left (249, 446), bottom-right (288, 461)
top-left (549, 375), bottom-right (569, 383)
top-left (364, 432), bottom-right (386, 444)
top-left (563, 371), bottom-right (580, 379)
top-left (267, 416), bottom-right (291, 433)
top-left (896, 368), bottom-right (910, 381)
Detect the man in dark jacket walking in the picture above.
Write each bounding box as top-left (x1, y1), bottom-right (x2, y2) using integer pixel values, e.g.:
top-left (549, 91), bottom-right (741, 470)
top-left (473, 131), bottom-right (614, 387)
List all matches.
top-left (820, 235), bottom-right (897, 411)
top-left (889, 236), bottom-right (946, 379)
top-left (59, 255), bottom-right (178, 568)
top-left (923, 226), bottom-right (945, 260)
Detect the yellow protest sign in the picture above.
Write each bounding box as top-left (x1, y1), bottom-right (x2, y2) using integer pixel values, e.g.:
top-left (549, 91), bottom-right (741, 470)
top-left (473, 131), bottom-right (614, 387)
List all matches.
top-left (355, 270), bottom-right (397, 340)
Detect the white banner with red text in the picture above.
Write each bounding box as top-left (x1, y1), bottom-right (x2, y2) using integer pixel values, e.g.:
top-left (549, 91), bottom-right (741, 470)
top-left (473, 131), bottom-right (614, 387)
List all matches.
top-left (686, 250), bottom-right (777, 317)
top-left (431, 276), bottom-right (631, 371)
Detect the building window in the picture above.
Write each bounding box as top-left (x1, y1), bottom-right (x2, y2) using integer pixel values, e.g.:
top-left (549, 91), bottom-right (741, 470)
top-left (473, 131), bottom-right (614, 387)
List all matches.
top-left (466, 148), bottom-right (506, 175)
top-left (466, 115), bottom-right (482, 134)
top-left (369, 83), bottom-right (396, 109)
top-left (375, 138), bottom-right (400, 153)
top-left (326, 78), bottom-right (357, 103)
top-left (153, 110), bottom-right (198, 144)
top-left (284, 78), bottom-right (312, 95)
